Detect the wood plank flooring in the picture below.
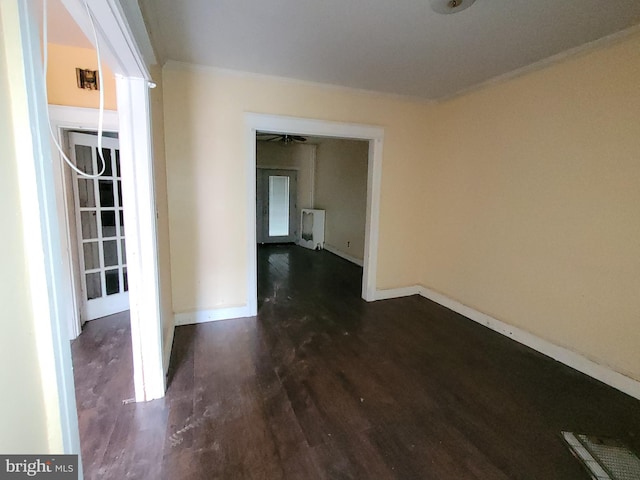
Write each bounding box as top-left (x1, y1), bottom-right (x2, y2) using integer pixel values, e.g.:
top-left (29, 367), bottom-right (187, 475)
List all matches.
top-left (72, 244), bottom-right (640, 479)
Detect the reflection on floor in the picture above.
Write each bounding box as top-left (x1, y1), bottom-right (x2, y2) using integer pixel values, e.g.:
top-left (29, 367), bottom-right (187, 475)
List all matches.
top-left (72, 244), bottom-right (640, 479)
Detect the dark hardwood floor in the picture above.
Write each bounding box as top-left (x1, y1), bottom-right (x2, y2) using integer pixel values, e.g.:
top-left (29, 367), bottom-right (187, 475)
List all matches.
top-left (72, 244), bottom-right (640, 479)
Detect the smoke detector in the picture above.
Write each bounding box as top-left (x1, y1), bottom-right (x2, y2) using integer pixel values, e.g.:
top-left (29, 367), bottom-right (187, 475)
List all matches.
top-left (430, 0), bottom-right (476, 14)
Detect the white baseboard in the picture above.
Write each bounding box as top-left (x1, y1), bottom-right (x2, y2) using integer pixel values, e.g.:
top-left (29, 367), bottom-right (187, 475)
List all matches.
top-left (324, 243), bottom-right (364, 267)
top-left (163, 324), bottom-right (175, 375)
top-left (374, 285), bottom-right (640, 400)
top-left (323, 244), bottom-right (364, 267)
top-left (174, 305), bottom-right (254, 326)
top-left (374, 285), bottom-right (422, 300)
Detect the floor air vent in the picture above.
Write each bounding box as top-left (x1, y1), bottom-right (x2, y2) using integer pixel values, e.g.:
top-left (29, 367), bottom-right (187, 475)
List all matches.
top-left (562, 431), bottom-right (640, 480)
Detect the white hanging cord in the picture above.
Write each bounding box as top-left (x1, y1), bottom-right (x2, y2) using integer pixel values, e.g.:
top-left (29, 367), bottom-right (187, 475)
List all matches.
top-left (43, 0), bottom-right (107, 179)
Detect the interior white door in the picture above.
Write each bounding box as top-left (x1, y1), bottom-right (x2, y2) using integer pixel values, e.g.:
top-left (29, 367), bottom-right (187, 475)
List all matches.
top-left (256, 169), bottom-right (298, 243)
top-left (69, 132), bottom-right (129, 321)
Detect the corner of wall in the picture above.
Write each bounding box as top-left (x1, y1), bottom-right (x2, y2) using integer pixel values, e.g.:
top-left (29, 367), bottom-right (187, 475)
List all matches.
top-left (373, 284), bottom-right (640, 401)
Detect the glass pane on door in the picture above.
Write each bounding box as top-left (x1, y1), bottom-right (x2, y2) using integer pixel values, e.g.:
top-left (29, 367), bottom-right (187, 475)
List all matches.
top-left (83, 242), bottom-right (100, 270)
top-left (268, 175), bottom-right (290, 237)
top-left (101, 210), bottom-right (117, 237)
top-left (75, 145), bottom-right (94, 175)
top-left (81, 211), bottom-right (98, 239)
top-left (86, 272), bottom-right (101, 300)
top-left (103, 240), bottom-right (118, 267)
top-left (77, 179), bottom-right (95, 207)
top-left (99, 180), bottom-right (115, 207)
top-left (105, 269), bottom-right (119, 295)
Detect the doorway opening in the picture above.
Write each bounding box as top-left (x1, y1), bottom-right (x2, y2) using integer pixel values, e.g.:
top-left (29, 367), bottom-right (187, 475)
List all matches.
top-left (48, 85), bottom-right (138, 477)
top-left (256, 131), bottom-right (371, 311)
top-left (50, 106), bottom-right (126, 338)
top-left (246, 113), bottom-right (384, 315)
top-left (6, 0), bottom-right (164, 457)
top-left (41, 0), bottom-right (165, 407)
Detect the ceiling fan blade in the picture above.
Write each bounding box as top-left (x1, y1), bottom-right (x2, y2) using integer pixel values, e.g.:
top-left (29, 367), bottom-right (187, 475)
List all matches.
top-left (256, 133), bottom-right (307, 143)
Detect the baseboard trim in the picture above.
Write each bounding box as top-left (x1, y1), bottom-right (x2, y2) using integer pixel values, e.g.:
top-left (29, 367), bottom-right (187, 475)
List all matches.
top-left (174, 305), bottom-right (253, 326)
top-left (374, 285), bottom-right (640, 400)
top-left (324, 244), bottom-right (364, 267)
top-left (374, 285), bottom-right (422, 300)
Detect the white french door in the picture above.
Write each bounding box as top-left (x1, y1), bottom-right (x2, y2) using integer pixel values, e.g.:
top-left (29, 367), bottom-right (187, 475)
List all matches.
top-left (256, 169), bottom-right (298, 243)
top-left (69, 132), bottom-right (129, 321)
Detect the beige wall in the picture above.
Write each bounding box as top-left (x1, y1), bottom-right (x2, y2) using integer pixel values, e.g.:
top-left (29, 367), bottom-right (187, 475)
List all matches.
top-left (148, 64), bottom-right (174, 364)
top-left (421, 32), bottom-right (640, 381)
top-left (163, 65), bottom-right (428, 314)
top-left (295, 144), bottom-right (317, 211)
top-left (315, 139), bottom-right (368, 261)
top-left (0, 6), bottom-right (55, 453)
top-left (46, 43), bottom-right (117, 110)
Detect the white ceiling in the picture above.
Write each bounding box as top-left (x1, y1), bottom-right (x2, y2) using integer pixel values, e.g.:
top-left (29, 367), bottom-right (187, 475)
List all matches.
top-left (149, 1), bottom-right (640, 99)
top-left (140, 0), bottom-right (640, 100)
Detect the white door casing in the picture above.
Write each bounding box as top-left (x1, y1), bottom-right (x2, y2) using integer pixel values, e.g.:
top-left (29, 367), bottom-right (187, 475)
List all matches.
top-left (245, 113), bottom-right (384, 312)
top-left (116, 75), bottom-right (165, 402)
top-left (59, 0), bottom-right (166, 403)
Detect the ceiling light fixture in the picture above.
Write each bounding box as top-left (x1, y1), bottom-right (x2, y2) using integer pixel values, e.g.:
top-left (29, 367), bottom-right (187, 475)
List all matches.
top-left (430, 0), bottom-right (476, 14)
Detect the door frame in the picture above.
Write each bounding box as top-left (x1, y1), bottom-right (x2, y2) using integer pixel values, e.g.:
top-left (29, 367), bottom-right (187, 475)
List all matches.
top-left (49, 105), bottom-right (120, 339)
top-left (61, 1), bottom-right (166, 403)
top-left (5, 0), bottom-right (164, 459)
top-left (245, 113), bottom-right (384, 311)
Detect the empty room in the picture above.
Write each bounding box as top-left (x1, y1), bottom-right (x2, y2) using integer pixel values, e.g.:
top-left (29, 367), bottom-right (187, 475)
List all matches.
top-left (2, 0), bottom-right (640, 479)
